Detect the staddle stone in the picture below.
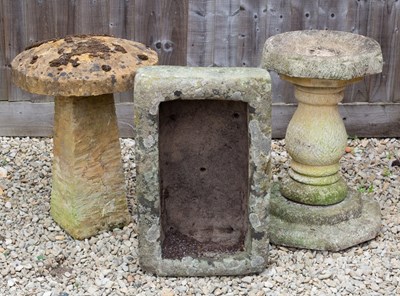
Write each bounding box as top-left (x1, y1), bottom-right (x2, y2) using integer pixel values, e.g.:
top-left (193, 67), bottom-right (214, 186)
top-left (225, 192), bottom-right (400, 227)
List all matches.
top-left (11, 35), bottom-right (158, 239)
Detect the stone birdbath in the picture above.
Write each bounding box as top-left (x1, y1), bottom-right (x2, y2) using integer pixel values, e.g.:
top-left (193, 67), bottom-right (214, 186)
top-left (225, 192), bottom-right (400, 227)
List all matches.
top-left (12, 35), bottom-right (158, 239)
top-left (261, 30), bottom-right (383, 250)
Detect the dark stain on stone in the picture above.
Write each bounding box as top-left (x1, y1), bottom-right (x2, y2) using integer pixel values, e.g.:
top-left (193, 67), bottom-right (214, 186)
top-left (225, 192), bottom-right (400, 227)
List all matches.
top-left (102, 64), bottom-right (112, 72)
top-left (25, 34), bottom-right (112, 54)
top-left (111, 75), bottom-right (117, 85)
top-left (58, 48), bottom-right (65, 54)
top-left (252, 230), bottom-right (265, 241)
top-left (174, 90), bottom-right (182, 97)
top-left (248, 105), bottom-right (256, 114)
top-left (137, 54), bottom-right (149, 61)
top-left (112, 43), bottom-right (127, 53)
top-left (138, 196), bottom-right (159, 216)
top-left (206, 259), bottom-right (215, 267)
top-left (50, 54), bottom-right (69, 67)
top-left (49, 37), bottom-right (112, 68)
top-left (68, 33), bottom-right (112, 39)
top-left (47, 73), bottom-right (53, 77)
top-left (71, 58), bottom-right (80, 67)
top-left (30, 55), bottom-right (38, 64)
top-left (59, 72), bottom-right (67, 77)
top-left (64, 36), bottom-right (74, 43)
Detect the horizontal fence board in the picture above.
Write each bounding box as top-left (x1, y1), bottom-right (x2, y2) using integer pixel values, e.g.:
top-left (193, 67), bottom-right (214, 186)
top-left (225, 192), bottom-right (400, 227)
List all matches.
top-left (0, 101), bottom-right (135, 138)
top-left (1, 101), bottom-right (399, 139)
top-left (272, 103), bottom-right (400, 139)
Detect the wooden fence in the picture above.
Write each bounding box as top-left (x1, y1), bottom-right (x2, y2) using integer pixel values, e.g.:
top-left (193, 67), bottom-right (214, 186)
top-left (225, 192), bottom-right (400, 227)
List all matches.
top-left (0, 0), bottom-right (399, 137)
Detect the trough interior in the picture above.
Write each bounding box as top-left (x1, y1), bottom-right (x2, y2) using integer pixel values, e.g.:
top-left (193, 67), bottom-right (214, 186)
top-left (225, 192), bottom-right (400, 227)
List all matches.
top-left (159, 100), bottom-right (249, 259)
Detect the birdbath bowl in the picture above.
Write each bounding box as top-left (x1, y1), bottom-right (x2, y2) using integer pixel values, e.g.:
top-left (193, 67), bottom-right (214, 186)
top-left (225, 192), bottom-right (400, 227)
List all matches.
top-left (12, 35), bottom-right (158, 239)
top-left (262, 30), bottom-right (383, 250)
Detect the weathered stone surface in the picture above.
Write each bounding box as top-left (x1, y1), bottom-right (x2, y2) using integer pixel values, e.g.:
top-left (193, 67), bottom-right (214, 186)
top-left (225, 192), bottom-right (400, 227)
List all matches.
top-left (269, 184), bottom-right (362, 225)
top-left (280, 176), bottom-right (348, 206)
top-left (11, 35), bottom-right (158, 239)
top-left (279, 76), bottom-right (350, 205)
top-left (159, 100), bottom-right (249, 259)
top-left (134, 66), bottom-right (271, 276)
top-left (262, 30), bottom-right (383, 250)
top-left (51, 94), bottom-right (131, 239)
top-left (11, 35), bottom-right (158, 97)
top-left (262, 30), bottom-right (383, 80)
top-left (269, 184), bottom-right (381, 251)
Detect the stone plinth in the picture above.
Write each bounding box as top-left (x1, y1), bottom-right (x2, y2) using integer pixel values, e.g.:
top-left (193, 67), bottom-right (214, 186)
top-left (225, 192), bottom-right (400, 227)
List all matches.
top-left (11, 35), bottom-right (158, 239)
top-left (262, 30), bottom-right (383, 250)
top-left (134, 66), bottom-right (271, 276)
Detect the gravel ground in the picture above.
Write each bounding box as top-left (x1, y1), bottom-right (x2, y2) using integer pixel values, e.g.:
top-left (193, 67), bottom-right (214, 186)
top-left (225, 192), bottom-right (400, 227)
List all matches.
top-left (0, 136), bottom-right (399, 296)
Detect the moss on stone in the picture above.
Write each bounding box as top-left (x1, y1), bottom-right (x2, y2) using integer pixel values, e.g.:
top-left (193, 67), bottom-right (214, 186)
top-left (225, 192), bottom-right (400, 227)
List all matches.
top-left (269, 183), bottom-right (382, 251)
top-left (280, 176), bottom-right (348, 205)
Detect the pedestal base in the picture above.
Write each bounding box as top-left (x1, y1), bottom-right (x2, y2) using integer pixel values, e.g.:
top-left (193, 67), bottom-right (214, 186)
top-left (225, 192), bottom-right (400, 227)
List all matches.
top-left (51, 94), bottom-right (131, 239)
top-left (281, 175), bottom-right (348, 205)
top-left (269, 183), bottom-right (381, 251)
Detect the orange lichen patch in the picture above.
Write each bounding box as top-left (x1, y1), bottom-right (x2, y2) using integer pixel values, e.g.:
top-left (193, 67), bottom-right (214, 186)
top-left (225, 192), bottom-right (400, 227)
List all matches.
top-left (11, 35), bottom-right (158, 97)
top-left (345, 146), bottom-right (353, 153)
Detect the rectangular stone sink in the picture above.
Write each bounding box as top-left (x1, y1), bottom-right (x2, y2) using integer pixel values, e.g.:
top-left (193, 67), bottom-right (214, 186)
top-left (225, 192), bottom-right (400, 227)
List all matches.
top-left (160, 99), bottom-right (248, 259)
top-left (134, 66), bottom-right (271, 276)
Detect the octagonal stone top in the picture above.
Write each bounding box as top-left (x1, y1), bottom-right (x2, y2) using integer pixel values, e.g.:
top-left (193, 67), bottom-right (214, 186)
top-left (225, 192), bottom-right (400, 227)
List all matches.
top-left (12, 35), bottom-right (158, 97)
top-left (261, 30), bottom-right (383, 80)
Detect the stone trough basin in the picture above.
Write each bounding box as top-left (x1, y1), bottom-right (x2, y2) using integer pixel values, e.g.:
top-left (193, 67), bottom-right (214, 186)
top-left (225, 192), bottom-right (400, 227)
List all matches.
top-left (134, 66), bottom-right (272, 276)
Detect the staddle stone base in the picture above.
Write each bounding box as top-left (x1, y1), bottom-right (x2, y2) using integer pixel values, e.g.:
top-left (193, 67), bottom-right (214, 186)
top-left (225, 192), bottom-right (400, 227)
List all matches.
top-left (51, 94), bottom-right (131, 239)
top-left (269, 183), bottom-right (381, 251)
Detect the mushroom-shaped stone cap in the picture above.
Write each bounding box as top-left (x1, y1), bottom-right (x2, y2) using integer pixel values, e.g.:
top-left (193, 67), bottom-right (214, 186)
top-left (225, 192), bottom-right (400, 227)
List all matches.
top-left (11, 35), bottom-right (158, 97)
top-left (261, 30), bottom-right (383, 80)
